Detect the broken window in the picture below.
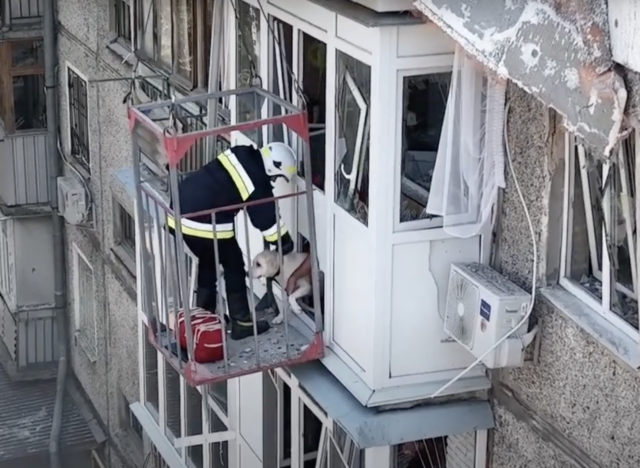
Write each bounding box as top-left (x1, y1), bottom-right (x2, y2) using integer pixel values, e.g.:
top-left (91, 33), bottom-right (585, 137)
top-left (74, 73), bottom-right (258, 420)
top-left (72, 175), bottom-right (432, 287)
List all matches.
top-left (394, 436), bottom-right (448, 468)
top-left (235, 0), bottom-right (262, 145)
top-left (0, 39), bottom-right (46, 134)
top-left (563, 136), bottom-right (638, 333)
top-left (334, 51), bottom-right (370, 226)
top-left (268, 17), bottom-right (327, 191)
top-left (299, 32), bottom-right (327, 192)
top-left (399, 72), bottom-right (451, 223)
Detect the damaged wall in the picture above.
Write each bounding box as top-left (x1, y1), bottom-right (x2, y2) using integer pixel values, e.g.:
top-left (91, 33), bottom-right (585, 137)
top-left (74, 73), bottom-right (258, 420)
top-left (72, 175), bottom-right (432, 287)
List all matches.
top-left (491, 84), bottom-right (640, 468)
top-left (413, 0), bottom-right (627, 156)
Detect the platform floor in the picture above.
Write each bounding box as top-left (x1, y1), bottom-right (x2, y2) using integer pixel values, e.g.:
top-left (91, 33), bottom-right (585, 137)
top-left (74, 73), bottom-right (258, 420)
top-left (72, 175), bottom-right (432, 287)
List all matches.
top-left (154, 298), bottom-right (320, 382)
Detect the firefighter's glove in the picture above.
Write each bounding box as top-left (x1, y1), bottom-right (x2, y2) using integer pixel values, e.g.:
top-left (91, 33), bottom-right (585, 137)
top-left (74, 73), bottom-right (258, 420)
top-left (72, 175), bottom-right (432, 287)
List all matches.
top-left (273, 231), bottom-right (294, 256)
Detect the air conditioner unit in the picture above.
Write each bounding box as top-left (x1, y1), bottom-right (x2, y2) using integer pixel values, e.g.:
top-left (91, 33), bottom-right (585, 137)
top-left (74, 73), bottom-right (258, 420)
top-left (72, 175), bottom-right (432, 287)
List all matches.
top-left (57, 175), bottom-right (88, 225)
top-left (443, 263), bottom-right (532, 368)
top-left (91, 449), bottom-right (107, 468)
top-left (350, 0), bottom-right (414, 13)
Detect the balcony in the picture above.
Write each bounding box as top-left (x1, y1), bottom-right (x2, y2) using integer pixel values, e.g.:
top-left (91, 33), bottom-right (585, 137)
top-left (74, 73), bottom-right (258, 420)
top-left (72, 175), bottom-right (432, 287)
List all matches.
top-left (0, 0), bottom-right (42, 27)
top-left (0, 37), bottom-right (50, 207)
top-left (226, 0), bottom-right (492, 407)
top-left (130, 88), bottom-right (324, 385)
top-left (0, 213), bottom-right (58, 377)
top-left (0, 124), bottom-right (50, 207)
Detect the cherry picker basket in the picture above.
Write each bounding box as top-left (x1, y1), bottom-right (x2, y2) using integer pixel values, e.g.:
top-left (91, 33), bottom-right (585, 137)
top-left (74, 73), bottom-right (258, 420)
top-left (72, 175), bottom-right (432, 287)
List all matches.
top-left (128, 87), bottom-right (324, 385)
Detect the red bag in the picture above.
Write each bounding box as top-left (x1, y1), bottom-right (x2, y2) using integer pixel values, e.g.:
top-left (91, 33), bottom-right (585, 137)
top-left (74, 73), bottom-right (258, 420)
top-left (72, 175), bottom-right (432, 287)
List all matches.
top-left (177, 308), bottom-right (225, 363)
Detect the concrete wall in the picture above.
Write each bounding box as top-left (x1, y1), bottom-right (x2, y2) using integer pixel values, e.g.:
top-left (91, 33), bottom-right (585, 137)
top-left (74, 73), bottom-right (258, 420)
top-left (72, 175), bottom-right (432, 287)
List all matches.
top-left (491, 85), bottom-right (640, 467)
top-left (56, 0), bottom-right (140, 466)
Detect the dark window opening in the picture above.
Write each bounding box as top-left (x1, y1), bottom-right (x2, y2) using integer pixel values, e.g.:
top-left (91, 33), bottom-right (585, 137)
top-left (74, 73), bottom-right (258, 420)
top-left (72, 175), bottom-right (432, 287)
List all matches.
top-left (394, 437), bottom-right (448, 468)
top-left (144, 325), bottom-right (160, 418)
top-left (114, 0), bottom-right (132, 43)
top-left (296, 233), bottom-right (324, 320)
top-left (68, 67), bottom-right (90, 171)
top-left (399, 73), bottom-right (451, 223)
top-left (113, 201), bottom-right (137, 276)
top-left (299, 33), bottom-right (327, 191)
top-left (13, 75), bottom-right (46, 131)
top-left (282, 383), bottom-right (324, 465)
top-left (0, 39), bottom-right (46, 134)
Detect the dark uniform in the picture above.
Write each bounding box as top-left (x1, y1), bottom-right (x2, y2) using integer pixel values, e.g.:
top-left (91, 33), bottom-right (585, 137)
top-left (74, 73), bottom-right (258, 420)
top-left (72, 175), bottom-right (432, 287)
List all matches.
top-left (167, 145), bottom-right (294, 340)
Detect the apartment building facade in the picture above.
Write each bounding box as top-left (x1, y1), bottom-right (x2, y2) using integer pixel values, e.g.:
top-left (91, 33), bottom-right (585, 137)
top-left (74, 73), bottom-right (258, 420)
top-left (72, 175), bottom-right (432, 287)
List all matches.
top-left (2, 1), bottom-right (640, 468)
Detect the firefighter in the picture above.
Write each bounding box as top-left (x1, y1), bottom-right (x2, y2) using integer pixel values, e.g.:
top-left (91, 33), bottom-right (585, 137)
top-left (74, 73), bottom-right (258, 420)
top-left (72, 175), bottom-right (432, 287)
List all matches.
top-left (167, 142), bottom-right (296, 341)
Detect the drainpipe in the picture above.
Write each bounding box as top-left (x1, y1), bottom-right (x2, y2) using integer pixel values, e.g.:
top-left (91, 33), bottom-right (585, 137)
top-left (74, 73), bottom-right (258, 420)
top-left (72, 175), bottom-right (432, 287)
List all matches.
top-left (44, 0), bottom-right (68, 467)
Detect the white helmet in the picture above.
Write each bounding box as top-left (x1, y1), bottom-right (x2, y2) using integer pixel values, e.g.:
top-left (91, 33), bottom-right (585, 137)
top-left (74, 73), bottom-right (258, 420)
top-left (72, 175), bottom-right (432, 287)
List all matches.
top-left (259, 142), bottom-right (296, 182)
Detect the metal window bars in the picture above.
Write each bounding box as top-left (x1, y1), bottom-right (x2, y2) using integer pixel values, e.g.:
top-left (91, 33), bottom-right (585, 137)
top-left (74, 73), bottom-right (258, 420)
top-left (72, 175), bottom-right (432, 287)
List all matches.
top-left (2, 0), bottom-right (42, 21)
top-left (129, 87), bottom-right (324, 386)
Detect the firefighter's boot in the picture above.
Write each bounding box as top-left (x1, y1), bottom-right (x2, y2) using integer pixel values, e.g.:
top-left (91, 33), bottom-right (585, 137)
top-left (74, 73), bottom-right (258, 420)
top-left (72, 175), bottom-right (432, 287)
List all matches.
top-left (227, 292), bottom-right (270, 340)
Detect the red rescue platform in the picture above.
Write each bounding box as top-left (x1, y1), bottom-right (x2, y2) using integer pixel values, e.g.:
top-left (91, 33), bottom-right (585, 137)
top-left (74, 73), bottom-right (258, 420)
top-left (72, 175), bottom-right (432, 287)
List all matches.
top-left (129, 87), bottom-right (325, 385)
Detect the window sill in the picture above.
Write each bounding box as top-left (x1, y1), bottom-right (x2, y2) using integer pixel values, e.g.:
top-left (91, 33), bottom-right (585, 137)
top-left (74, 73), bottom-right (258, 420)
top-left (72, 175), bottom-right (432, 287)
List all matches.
top-left (540, 286), bottom-right (640, 370)
top-left (111, 245), bottom-right (136, 279)
top-left (106, 40), bottom-right (136, 66)
top-left (66, 154), bottom-right (91, 181)
top-left (74, 331), bottom-right (98, 363)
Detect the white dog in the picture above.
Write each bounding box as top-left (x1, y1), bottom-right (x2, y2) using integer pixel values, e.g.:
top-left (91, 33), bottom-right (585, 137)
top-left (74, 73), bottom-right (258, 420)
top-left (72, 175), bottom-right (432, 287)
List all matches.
top-left (250, 250), bottom-right (311, 324)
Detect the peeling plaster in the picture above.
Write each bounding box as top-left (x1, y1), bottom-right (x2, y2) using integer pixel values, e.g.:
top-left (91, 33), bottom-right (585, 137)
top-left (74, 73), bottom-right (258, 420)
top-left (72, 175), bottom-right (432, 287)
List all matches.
top-left (414, 0), bottom-right (627, 157)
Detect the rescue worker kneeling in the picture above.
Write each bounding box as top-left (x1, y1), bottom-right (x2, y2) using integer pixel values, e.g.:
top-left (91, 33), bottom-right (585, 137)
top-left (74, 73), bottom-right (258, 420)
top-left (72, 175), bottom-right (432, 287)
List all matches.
top-left (168, 142), bottom-right (296, 341)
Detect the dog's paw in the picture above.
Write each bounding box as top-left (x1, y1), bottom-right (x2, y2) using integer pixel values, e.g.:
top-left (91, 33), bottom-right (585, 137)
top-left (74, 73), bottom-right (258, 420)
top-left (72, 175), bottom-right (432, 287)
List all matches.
top-left (289, 300), bottom-right (303, 315)
top-left (272, 314), bottom-right (284, 325)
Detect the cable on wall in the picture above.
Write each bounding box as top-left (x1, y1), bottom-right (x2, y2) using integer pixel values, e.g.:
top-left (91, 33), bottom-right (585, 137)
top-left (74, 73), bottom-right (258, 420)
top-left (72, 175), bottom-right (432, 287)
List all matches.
top-left (428, 96), bottom-right (539, 399)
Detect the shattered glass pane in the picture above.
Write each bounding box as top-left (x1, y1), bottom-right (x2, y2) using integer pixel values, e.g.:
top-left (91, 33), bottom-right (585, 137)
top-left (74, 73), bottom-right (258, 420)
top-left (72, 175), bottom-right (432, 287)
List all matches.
top-left (334, 51), bottom-right (371, 225)
top-left (400, 73), bottom-right (451, 223)
top-left (394, 437), bottom-right (448, 468)
top-left (567, 140), bottom-right (638, 330)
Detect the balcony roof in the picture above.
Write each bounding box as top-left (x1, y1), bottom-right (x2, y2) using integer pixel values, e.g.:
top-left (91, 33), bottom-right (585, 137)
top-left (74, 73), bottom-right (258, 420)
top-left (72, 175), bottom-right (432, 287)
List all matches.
top-left (292, 361), bottom-right (494, 448)
top-left (0, 364), bottom-right (105, 462)
top-left (414, 0), bottom-right (627, 156)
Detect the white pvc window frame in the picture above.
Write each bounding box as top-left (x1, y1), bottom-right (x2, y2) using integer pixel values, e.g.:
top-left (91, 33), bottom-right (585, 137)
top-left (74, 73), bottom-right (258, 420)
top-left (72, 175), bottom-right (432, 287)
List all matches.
top-left (72, 242), bottom-right (98, 363)
top-left (270, 368), bottom-right (362, 468)
top-left (393, 65), bottom-right (454, 233)
top-left (336, 70), bottom-right (368, 204)
top-left (560, 133), bottom-right (639, 340)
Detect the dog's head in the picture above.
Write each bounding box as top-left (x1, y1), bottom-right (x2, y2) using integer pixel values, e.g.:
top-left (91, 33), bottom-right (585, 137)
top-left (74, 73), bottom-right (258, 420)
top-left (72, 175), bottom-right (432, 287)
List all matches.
top-left (250, 250), bottom-right (280, 279)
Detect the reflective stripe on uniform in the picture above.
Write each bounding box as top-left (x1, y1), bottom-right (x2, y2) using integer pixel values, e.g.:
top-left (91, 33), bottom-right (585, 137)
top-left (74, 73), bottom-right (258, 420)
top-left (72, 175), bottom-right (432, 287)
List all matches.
top-left (217, 150), bottom-right (255, 201)
top-left (262, 221), bottom-right (288, 243)
top-left (166, 215), bottom-right (235, 240)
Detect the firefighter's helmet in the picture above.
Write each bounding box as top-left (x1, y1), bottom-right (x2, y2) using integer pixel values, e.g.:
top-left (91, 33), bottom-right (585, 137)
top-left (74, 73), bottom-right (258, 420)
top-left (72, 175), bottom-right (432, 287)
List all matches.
top-left (259, 142), bottom-right (296, 182)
